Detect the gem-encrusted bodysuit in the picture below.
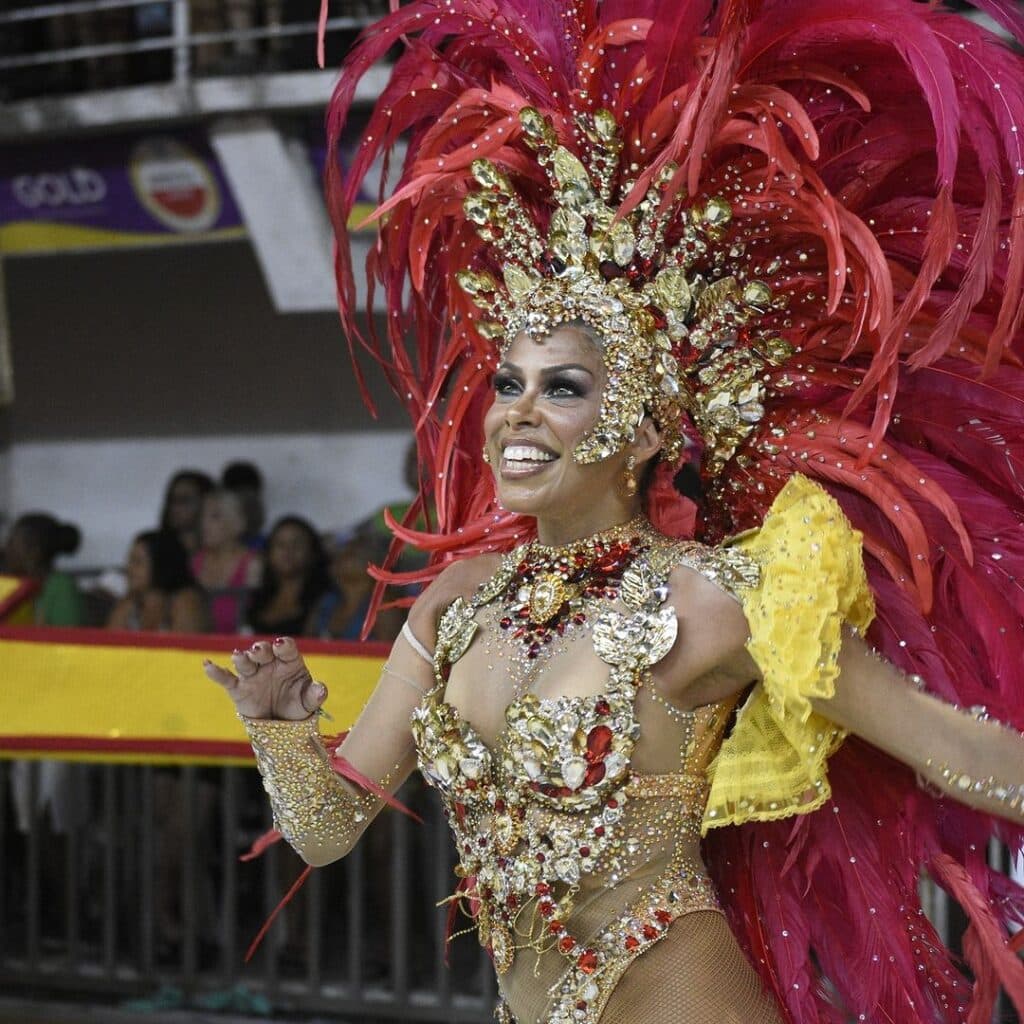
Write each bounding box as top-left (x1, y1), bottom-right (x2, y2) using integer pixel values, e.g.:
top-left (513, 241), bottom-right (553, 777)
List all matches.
top-left (411, 530), bottom-right (779, 1024)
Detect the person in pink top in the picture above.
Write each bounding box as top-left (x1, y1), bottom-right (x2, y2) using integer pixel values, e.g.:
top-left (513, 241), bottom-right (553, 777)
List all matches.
top-left (190, 488), bottom-right (262, 634)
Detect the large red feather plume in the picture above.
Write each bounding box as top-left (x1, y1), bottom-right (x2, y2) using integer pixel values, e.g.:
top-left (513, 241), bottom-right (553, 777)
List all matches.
top-left (323, 1), bottom-right (1024, 1018)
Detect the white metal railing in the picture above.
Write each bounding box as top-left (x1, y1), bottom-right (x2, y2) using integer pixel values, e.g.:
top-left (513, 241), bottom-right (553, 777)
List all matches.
top-left (0, 0), bottom-right (386, 94)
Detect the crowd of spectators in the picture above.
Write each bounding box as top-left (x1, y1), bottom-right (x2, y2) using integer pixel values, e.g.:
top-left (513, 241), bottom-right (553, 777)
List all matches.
top-left (1, 454), bottom-right (433, 1000)
top-left (0, 456), bottom-right (422, 645)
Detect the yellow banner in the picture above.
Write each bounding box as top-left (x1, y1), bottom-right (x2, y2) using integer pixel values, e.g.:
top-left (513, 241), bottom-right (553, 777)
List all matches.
top-left (0, 627), bottom-right (385, 765)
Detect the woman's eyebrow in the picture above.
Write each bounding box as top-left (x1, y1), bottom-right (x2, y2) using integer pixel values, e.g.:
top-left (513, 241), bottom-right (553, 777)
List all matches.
top-left (540, 363), bottom-right (595, 377)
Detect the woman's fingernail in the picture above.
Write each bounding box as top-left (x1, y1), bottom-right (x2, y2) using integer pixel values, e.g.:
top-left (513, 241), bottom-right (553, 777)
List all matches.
top-left (314, 683), bottom-right (326, 699)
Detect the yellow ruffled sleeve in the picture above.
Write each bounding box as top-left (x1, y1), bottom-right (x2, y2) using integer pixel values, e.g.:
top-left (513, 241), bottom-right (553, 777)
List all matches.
top-left (702, 474), bottom-right (875, 833)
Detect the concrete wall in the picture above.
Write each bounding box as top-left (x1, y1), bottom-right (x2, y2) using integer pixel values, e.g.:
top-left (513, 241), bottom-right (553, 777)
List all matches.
top-left (2, 238), bottom-right (414, 568)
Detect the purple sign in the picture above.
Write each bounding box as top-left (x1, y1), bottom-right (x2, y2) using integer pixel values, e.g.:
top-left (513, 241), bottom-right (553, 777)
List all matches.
top-left (1, 129), bottom-right (244, 253)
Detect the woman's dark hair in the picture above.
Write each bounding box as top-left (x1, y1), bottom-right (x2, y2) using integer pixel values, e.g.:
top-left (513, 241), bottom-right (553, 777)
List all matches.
top-left (673, 462), bottom-right (706, 505)
top-left (134, 529), bottom-right (195, 593)
top-left (13, 513), bottom-right (81, 567)
top-left (248, 516), bottom-right (331, 622)
top-left (221, 461), bottom-right (263, 492)
top-left (159, 469), bottom-right (215, 532)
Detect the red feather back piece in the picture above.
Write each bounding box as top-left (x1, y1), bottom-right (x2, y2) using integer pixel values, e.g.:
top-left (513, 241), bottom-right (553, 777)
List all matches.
top-left (324, 1), bottom-right (1024, 1018)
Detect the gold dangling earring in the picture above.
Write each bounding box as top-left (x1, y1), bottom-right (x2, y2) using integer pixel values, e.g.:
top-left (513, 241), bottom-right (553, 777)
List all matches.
top-left (623, 455), bottom-right (638, 497)
top-left (482, 445), bottom-right (491, 465)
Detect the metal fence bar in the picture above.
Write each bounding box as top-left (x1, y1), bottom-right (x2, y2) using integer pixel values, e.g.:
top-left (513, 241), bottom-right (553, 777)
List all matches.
top-left (170, 0), bottom-right (189, 85)
top-left (64, 802), bottom-right (79, 967)
top-left (220, 766), bottom-right (238, 982)
top-left (140, 764), bottom-right (156, 976)
top-left (0, 17), bottom-right (372, 70)
top-left (306, 856), bottom-right (323, 993)
top-left (346, 831), bottom-right (364, 994)
top-left (0, 0), bottom-right (164, 24)
top-left (0, 756), bottom-right (483, 1017)
top-left (181, 765), bottom-right (198, 984)
top-left (390, 806), bottom-right (410, 1001)
top-left (25, 764), bottom-right (40, 971)
top-left (102, 764), bottom-right (117, 975)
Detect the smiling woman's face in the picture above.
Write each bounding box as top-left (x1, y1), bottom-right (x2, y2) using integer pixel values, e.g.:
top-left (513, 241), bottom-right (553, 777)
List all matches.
top-left (483, 325), bottom-right (641, 538)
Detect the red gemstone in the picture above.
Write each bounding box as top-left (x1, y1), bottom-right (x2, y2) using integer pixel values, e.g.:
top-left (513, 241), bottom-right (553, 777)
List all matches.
top-left (536, 882), bottom-right (552, 895)
top-left (624, 936), bottom-right (640, 950)
top-left (586, 725), bottom-right (613, 760)
top-left (655, 909), bottom-right (672, 925)
top-left (579, 846), bottom-right (591, 857)
top-left (594, 826), bottom-right (605, 837)
top-left (539, 900), bottom-right (554, 917)
top-left (607, 798), bottom-right (619, 809)
top-left (595, 699), bottom-right (610, 716)
top-left (578, 949), bottom-right (599, 973)
top-left (500, 617), bottom-right (512, 628)
top-left (643, 924), bottom-right (659, 940)
top-left (549, 920), bottom-right (564, 934)
top-left (584, 763), bottom-right (606, 787)
top-left (506, 894), bottom-right (518, 909)
top-left (495, 799), bottom-right (506, 813)
top-left (559, 936), bottom-right (576, 953)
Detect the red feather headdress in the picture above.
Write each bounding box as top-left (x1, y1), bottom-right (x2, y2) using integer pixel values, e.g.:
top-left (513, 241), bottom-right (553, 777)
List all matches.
top-left (323, 1), bottom-right (1024, 1019)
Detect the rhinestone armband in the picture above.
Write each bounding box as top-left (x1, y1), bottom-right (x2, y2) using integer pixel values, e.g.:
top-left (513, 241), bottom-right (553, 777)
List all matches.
top-left (923, 706), bottom-right (1023, 817)
top-left (242, 715), bottom-right (377, 856)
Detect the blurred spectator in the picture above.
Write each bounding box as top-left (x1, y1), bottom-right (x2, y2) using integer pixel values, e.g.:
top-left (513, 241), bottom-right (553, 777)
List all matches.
top-left (247, 515), bottom-right (330, 636)
top-left (160, 469), bottom-right (215, 555)
top-left (221, 460), bottom-right (266, 549)
top-left (311, 533), bottom-right (402, 642)
top-left (191, 488), bottom-right (262, 633)
top-left (107, 530), bottom-right (208, 632)
top-left (3, 513), bottom-right (84, 626)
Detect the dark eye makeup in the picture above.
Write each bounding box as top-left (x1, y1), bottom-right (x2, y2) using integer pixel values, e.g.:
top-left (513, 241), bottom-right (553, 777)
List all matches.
top-left (493, 368), bottom-right (590, 399)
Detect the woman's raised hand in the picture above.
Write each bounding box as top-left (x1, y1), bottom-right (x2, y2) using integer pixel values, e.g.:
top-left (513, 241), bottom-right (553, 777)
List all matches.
top-left (203, 637), bottom-right (326, 721)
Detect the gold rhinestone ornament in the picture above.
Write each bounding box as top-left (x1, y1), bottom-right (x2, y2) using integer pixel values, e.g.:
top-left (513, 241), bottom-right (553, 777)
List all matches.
top-left (456, 107), bottom-right (793, 470)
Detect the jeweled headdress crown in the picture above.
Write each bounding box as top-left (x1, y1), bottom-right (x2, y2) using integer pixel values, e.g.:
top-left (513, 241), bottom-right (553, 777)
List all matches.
top-left (456, 107), bottom-right (792, 470)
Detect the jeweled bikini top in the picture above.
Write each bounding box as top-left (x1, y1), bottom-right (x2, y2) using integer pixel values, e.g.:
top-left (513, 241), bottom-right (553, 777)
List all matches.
top-left (410, 524), bottom-right (760, 988)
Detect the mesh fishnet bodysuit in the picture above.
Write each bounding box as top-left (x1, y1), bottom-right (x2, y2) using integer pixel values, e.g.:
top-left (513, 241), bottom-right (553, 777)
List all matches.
top-left (245, 540), bottom-right (783, 1024)
top-left (410, 543), bottom-right (785, 1024)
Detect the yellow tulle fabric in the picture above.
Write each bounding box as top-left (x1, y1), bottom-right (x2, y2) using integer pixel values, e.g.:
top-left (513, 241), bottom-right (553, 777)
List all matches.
top-left (702, 474), bottom-right (875, 833)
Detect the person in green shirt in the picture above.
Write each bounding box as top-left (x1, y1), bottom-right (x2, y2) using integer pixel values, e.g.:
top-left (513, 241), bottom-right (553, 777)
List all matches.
top-left (4, 513), bottom-right (84, 626)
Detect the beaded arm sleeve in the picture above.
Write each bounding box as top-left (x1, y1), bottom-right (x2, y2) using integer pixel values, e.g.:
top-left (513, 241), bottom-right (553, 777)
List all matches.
top-left (241, 631), bottom-right (431, 867)
top-left (242, 715), bottom-right (384, 863)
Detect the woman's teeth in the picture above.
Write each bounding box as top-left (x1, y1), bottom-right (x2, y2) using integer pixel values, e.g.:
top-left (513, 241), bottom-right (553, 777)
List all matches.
top-left (503, 446), bottom-right (555, 463)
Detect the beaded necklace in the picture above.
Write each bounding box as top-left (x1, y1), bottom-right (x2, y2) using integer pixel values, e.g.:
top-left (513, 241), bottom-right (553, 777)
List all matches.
top-left (495, 515), bottom-right (655, 663)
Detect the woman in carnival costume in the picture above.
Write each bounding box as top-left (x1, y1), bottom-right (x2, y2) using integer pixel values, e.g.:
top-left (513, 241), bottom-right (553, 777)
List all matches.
top-left (205, 1), bottom-right (1024, 1020)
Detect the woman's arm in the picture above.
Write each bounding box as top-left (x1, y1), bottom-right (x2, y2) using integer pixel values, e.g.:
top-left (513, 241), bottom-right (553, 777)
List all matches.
top-left (205, 560), bottom-right (481, 867)
top-left (809, 633), bottom-right (1024, 824)
top-left (240, 627), bottom-right (431, 866)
